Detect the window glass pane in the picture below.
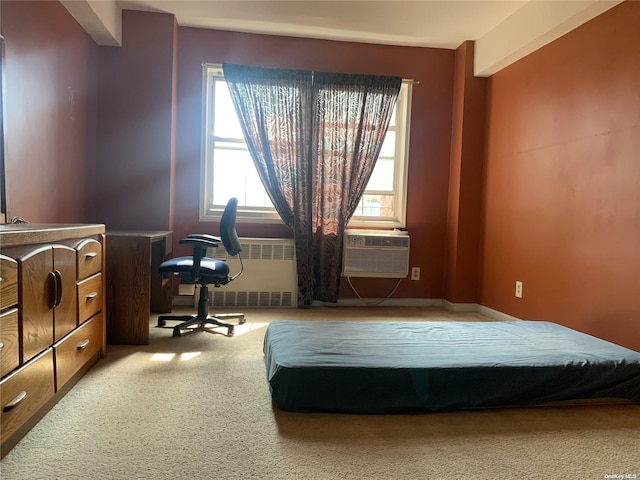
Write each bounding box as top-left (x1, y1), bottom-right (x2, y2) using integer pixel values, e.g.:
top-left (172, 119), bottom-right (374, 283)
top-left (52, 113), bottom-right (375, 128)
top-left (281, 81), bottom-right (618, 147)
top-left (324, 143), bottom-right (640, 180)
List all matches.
top-left (214, 80), bottom-right (244, 139)
top-left (389, 104), bottom-right (397, 127)
top-left (378, 131), bottom-right (396, 158)
top-left (212, 143), bottom-right (274, 209)
top-left (353, 194), bottom-right (395, 217)
top-left (244, 172), bottom-right (274, 208)
top-left (366, 157), bottom-right (394, 192)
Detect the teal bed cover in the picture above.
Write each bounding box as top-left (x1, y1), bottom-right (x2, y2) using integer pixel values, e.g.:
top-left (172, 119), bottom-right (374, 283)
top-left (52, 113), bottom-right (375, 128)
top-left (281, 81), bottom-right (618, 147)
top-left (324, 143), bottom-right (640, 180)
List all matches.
top-left (263, 320), bottom-right (640, 413)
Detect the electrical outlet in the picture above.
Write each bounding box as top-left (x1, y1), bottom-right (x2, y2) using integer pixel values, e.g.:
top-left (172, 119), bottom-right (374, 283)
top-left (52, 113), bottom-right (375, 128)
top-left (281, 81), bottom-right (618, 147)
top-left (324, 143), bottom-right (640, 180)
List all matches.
top-left (411, 267), bottom-right (420, 281)
top-left (515, 281), bottom-right (523, 298)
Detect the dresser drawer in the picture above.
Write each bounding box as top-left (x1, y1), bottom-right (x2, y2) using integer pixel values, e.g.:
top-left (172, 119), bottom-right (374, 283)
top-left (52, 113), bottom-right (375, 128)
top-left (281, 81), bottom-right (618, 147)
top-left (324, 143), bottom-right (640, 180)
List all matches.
top-left (77, 273), bottom-right (102, 324)
top-left (0, 309), bottom-right (19, 378)
top-left (0, 255), bottom-right (18, 310)
top-left (0, 349), bottom-right (55, 445)
top-left (54, 313), bottom-right (103, 390)
top-left (76, 239), bottom-right (102, 280)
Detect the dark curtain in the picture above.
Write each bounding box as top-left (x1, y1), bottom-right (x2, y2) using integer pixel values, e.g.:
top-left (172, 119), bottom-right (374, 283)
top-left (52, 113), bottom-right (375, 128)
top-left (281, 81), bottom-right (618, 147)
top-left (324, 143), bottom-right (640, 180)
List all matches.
top-left (224, 63), bottom-right (401, 306)
top-left (310, 72), bottom-right (401, 302)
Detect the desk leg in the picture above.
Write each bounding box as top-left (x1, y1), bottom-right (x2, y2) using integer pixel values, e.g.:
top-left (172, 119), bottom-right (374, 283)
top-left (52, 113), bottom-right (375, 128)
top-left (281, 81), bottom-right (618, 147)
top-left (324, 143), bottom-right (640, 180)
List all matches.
top-left (106, 237), bottom-right (151, 345)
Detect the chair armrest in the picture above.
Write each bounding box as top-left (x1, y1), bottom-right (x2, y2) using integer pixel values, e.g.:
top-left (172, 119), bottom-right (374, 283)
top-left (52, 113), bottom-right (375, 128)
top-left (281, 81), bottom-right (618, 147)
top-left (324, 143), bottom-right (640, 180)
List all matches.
top-left (178, 236), bottom-right (220, 278)
top-left (187, 233), bottom-right (222, 243)
top-left (179, 237), bottom-right (220, 249)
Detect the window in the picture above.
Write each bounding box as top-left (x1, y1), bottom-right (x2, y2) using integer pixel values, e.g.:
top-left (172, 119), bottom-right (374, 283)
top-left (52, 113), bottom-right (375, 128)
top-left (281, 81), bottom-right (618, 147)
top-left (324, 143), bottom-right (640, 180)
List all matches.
top-left (201, 64), bottom-right (412, 227)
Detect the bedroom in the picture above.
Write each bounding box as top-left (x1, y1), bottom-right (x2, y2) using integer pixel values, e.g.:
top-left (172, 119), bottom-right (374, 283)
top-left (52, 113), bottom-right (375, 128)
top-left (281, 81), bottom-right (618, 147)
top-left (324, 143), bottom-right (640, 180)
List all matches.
top-left (1, 0), bottom-right (639, 474)
top-left (2, 0), bottom-right (638, 351)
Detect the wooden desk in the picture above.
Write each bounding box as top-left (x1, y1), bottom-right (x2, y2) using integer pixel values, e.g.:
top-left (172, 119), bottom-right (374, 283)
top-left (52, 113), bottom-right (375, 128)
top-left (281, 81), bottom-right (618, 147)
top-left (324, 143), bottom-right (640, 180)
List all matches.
top-left (106, 230), bottom-right (172, 345)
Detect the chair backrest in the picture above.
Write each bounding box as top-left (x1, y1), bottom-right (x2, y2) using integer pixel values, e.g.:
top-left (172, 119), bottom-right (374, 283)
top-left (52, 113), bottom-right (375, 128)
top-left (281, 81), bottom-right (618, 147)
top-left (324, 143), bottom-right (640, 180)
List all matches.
top-left (220, 197), bottom-right (242, 257)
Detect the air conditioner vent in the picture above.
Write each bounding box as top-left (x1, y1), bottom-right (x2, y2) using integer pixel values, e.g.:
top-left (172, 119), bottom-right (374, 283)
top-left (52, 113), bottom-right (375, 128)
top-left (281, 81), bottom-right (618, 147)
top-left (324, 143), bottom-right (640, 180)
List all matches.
top-left (342, 230), bottom-right (410, 278)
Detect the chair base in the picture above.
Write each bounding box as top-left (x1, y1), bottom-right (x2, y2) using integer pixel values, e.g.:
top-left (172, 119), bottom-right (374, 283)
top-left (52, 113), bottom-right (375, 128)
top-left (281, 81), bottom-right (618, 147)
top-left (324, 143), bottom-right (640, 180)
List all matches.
top-left (157, 313), bottom-right (245, 337)
top-left (157, 283), bottom-right (245, 337)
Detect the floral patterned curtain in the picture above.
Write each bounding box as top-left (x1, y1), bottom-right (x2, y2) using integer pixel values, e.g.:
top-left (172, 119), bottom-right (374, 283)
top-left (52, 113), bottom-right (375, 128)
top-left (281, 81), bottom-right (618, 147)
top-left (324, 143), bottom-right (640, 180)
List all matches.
top-left (224, 64), bottom-right (401, 306)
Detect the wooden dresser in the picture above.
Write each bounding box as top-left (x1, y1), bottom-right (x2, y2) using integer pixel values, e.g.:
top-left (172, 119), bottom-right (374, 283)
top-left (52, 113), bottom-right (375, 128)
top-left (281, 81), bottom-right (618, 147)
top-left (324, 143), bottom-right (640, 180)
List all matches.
top-left (0, 223), bottom-right (106, 457)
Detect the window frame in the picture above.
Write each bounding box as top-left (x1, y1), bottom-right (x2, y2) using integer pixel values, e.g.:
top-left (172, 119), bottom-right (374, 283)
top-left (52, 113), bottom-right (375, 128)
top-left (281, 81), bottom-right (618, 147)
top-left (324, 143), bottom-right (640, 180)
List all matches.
top-left (200, 65), bottom-right (282, 224)
top-left (200, 63), bottom-right (413, 228)
top-left (347, 81), bottom-right (412, 229)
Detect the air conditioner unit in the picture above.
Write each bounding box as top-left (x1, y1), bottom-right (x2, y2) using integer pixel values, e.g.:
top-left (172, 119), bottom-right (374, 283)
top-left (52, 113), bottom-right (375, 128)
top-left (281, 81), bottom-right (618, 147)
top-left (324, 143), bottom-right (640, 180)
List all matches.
top-left (341, 230), bottom-right (410, 278)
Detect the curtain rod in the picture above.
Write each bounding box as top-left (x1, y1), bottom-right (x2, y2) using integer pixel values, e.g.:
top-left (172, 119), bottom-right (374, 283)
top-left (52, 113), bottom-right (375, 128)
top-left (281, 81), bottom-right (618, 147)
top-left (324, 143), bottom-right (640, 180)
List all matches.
top-left (213, 64), bottom-right (420, 84)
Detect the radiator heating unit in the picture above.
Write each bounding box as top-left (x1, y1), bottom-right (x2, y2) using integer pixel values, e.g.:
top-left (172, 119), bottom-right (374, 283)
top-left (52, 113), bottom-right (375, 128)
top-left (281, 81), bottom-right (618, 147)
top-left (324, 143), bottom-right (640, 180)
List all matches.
top-left (202, 238), bottom-right (297, 308)
top-left (341, 230), bottom-right (410, 278)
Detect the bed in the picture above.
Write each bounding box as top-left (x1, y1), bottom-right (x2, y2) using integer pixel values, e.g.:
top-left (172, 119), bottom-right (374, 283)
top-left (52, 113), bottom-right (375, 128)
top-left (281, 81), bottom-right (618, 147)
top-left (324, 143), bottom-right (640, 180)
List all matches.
top-left (263, 320), bottom-right (640, 413)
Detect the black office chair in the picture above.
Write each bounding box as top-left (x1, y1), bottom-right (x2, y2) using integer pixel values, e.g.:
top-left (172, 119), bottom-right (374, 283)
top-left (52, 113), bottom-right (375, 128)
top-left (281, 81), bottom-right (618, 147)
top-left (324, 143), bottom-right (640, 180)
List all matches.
top-left (157, 197), bottom-right (245, 337)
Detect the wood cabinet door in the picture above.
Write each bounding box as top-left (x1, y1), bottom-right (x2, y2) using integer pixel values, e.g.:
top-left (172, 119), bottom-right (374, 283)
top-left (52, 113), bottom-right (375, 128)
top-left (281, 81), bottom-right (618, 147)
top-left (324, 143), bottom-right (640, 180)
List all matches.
top-left (0, 308), bottom-right (19, 377)
top-left (19, 246), bottom-right (54, 363)
top-left (52, 245), bottom-right (78, 342)
top-left (0, 255), bottom-right (18, 310)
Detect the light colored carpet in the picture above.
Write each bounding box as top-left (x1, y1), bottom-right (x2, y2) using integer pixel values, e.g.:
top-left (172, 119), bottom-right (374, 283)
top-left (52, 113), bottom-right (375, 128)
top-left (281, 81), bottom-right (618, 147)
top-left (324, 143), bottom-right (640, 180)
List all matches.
top-left (1, 307), bottom-right (639, 479)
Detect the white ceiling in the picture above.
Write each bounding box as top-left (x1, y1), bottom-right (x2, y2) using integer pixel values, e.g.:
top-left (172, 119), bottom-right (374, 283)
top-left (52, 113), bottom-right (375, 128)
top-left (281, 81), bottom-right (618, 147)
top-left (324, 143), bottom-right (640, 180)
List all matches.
top-left (117, 0), bottom-right (527, 49)
top-left (62, 0), bottom-right (622, 77)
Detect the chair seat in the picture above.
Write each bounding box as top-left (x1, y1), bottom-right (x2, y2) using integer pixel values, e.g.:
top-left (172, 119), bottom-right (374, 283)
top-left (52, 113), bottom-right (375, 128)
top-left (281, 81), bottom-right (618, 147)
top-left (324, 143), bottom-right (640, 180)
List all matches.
top-left (159, 256), bottom-right (230, 278)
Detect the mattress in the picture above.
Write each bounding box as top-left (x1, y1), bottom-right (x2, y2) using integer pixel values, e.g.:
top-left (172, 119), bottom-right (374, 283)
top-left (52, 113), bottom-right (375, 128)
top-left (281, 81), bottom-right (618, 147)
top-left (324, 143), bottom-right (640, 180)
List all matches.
top-left (263, 320), bottom-right (640, 413)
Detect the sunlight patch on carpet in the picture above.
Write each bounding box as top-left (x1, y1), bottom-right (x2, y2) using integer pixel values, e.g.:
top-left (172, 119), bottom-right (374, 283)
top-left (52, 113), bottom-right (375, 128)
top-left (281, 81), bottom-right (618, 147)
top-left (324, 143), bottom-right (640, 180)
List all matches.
top-left (233, 322), bottom-right (270, 336)
top-left (149, 352), bottom-right (202, 362)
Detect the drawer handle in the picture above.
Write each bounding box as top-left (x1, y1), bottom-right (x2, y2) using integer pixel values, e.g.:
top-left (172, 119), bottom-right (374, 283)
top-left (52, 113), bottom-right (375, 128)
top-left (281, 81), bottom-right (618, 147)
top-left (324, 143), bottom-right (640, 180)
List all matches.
top-left (84, 252), bottom-right (97, 259)
top-left (54, 270), bottom-right (63, 307)
top-left (77, 339), bottom-right (90, 350)
top-left (86, 292), bottom-right (98, 300)
top-left (48, 271), bottom-right (58, 309)
top-left (3, 391), bottom-right (27, 412)
top-left (0, 342), bottom-right (3, 350)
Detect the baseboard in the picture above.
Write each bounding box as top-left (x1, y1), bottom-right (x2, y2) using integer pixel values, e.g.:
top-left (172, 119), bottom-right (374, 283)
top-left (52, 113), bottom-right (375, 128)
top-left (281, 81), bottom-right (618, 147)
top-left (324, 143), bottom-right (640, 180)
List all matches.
top-left (476, 305), bottom-right (523, 321)
top-left (172, 296), bottom-right (445, 308)
top-left (442, 300), bottom-right (479, 312)
top-left (170, 294), bottom-right (523, 322)
top-left (315, 298), bottom-right (444, 307)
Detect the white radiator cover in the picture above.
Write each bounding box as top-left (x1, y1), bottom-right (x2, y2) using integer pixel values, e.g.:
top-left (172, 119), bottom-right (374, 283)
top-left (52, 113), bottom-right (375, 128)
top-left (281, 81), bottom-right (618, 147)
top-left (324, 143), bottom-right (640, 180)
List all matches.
top-left (342, 230), bottom-right (410, 278)
top-left (204, 238), bottom-right (297, 308)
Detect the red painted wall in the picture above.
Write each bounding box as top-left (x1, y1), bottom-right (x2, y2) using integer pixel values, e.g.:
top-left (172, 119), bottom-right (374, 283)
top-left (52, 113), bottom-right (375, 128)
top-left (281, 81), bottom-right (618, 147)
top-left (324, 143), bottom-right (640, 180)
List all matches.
top-left (481, 1), bottom-right (640, 350)
top-left (95, 10), bottom-right (176, 231)
top-left (1, 0), bottom-right (98, 223)
top-left (445, 41), bottom-right (486, 304)
top-left (175, 28), bottom-right (455, 299)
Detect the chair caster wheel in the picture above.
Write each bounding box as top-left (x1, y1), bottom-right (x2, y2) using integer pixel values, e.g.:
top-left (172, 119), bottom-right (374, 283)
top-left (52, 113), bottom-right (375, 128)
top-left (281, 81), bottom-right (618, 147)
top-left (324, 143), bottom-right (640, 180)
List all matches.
top-left (158, 319), bottom-right (166, 327)
top-left (173, 328), bottom-right (181, 337)
top-left (227, 326), bottom-right (235, 337)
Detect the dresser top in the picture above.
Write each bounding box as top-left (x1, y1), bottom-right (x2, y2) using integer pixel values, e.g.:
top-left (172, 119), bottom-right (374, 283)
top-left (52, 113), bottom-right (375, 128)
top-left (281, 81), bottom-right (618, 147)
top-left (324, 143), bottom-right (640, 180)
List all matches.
top-left (0, 223), bottom-right (105, 247)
